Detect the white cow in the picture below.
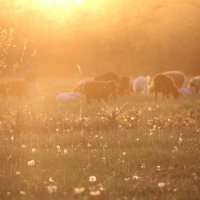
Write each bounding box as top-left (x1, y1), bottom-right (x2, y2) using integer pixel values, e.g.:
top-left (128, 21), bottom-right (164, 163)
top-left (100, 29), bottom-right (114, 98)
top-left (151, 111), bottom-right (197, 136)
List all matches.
top-left (178, 87), bottom-right (196, 97)
top-left (163, 71), bottom-right (186, 88)
top-left (56, 92), bottom-right (80, 102)
top-left (189, 76), bottom-right (200, 93)
top-left (132, 76), bottom-right (150, 95)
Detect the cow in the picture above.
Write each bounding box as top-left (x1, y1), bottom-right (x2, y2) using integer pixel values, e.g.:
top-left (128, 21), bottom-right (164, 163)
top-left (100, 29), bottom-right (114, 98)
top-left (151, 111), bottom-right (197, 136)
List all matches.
top-left (163, 71), bottom-right (186, 88)
top-left (152, 74), bottom-right (179, 100)
top-left (119, 76), bottom-right (131, 96)
top-left (178, 87), bottom-right (196, 97)
top-left (94, 72), bottom-right (120, 83)
top-left (132, 76), bottom-right (150, 95)
top-left (76, 80), bottom-right (119, 104)
top-left (56, 92), bottom-right (80, 102)
top-left (189, 76), bottom-right (200, 93)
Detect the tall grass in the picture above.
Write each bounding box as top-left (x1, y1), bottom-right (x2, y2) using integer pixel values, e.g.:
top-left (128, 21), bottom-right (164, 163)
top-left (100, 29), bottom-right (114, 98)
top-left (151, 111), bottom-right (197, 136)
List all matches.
top-left (0, 88), bottom-right (200, 199)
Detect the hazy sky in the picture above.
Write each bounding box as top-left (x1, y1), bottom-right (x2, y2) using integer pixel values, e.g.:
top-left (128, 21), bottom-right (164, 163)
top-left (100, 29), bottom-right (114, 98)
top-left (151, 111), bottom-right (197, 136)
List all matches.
top-left (1, 0), bottom-right (200, 76)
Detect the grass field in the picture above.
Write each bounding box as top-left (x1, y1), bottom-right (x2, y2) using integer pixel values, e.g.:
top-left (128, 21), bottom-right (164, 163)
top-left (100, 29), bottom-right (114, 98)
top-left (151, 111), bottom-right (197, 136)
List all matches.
top-left (1, 79), bottom-right (200, 200)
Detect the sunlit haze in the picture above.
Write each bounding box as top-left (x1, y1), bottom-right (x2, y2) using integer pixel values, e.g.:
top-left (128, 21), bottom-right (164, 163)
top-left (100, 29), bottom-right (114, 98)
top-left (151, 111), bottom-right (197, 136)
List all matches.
top-left (0, 0), bottom-right (200, 76)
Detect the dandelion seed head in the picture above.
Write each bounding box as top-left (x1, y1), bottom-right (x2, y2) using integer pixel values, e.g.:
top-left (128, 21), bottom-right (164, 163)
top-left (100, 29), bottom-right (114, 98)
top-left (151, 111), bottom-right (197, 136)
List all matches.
top-left (46, 185), bottom-right (57, 194)
top-left (132, 175), bottom-right (139, 180)
top-left (56, 145), bottom-right (61, 152)
top-left (89, 176), bottom-right (96, 182)
top-left (64, 149), bottom-right (68, 155)
top-left (89, 190), bottom-right (101, 196)
top-left (73, 187), bottom-right (85, 194)
top-left (124, 177), bottom-right (130, 181)
top-left (49, 177), bottom-right (54, 183)
top-left (19, 191), bottom-right (26, 195)
top-left (158, 182), bottom-right (165, 188)
top-left (16, 171), bottom-right (21, 175)
top-left (27, 160), bottom-right (35, 166)
top-left (21, 144), bottom-right (26, 149)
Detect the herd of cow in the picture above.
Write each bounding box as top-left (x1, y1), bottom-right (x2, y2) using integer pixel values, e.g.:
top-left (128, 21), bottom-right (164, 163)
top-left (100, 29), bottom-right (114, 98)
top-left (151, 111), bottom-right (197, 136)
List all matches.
top-left (0, 70), bottom-right (200, 103)
top-left (70, 71), bottom-right (200, 104)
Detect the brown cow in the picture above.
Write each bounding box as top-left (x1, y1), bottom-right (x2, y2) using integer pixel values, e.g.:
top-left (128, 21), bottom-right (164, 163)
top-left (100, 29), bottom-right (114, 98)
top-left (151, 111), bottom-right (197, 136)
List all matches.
top-left (153, 74), bottom-right (179, 100)
top-left (94, 72), bottom-right (120, 83)
top-left (77, 80), bottom-right (119, 104)
top-left (163, 71), bottom-right (186, 88)
top-left (119, 76), bottom-right (131, 96)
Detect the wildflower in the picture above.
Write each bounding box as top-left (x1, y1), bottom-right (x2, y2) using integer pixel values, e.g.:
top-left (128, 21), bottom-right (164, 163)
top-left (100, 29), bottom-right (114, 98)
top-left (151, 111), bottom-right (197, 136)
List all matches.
top-left (64, 149), bottom-right (68, 155)
top-left (178, 138), bottom-right (183, 143)
top-left (158, 182), bottom-right (165, 188)
top-left (46, 185), bottom-right (57, 194)
top-left (73, 187), bottom-right (85, 194)
top-left (132, 175), bottom-right (139, 180)
top-left (32, 148), bottom-right (36, 153)
top-left (11, 136), bottom-right (14, 142)
top-left (56, 145), bottom-right (61, 152)
top-left (124, 177), bottom-right (130, 181)
top-left (27, 160), bottom-right (35, 166)
top-left (122, 152), bottom-right (126, 156)
top-left (19, 191), bottom-right (26, 195)
top-left (157, 166), bottom-right (161, 171)
top-left (89, 176), bottom-right (96, 182)
top-left (135, 138), bottom-right (139, 141)
top-left (21, 144), bottom-right (26, 149)
top-left (16, 171), bottom-right (21, 175)
top-left (49, 177), bottom-right (55, 182)
top-left (89, 190), bottom-right (101, 196)
top-left (87, 143), bottom-right (91, 147)
top-left (174, 188), bottom-right (177, 192)
top-left (141, 164), bottom-right (146, 169)
top-left (148, 107), bottom-right (152, 111)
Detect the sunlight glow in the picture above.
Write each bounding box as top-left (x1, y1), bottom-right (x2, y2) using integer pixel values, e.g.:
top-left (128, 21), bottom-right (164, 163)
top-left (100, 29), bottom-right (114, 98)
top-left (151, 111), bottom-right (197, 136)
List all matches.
top-left (39, 0), bottom-right (83, 5)
top-left (20, 0), bottom-right (86, 24)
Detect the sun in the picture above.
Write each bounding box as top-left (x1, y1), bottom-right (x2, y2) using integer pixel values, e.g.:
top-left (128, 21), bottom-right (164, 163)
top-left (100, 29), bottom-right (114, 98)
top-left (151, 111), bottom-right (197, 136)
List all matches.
top-left (38, 0), bottom-right (83, 5)
top-left (25, 0), bottom-right (85, 23)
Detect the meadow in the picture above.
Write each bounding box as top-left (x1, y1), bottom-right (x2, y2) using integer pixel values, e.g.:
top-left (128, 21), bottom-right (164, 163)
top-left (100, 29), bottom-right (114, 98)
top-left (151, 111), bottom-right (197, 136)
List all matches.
top-left (1, 79), bottom-right (200, 200)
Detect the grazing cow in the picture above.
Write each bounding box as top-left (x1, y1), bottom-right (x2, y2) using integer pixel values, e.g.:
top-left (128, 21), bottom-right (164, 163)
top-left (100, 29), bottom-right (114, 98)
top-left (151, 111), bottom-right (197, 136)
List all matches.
top-left (153, 74), bottom-right (179, 100)
top-left (133, 76), bottom-right (150, 95)
top-left (189, 76), bottom-right (200, 93)
top-left (119, 76), bottom-right (131, 96)
top-left (148, 85), bottom-right (155, 94)
top-left (77, 80), bottom-right (119, 104)
top-left (163, 71), bottom-right (186, 88)
top-left (56, 92), bottom-right (80, 102)
top-left (94, 72), bottom-right (120, 83)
